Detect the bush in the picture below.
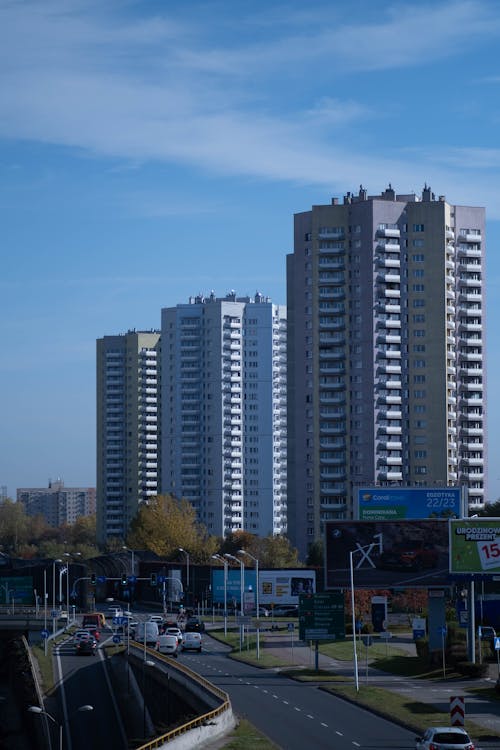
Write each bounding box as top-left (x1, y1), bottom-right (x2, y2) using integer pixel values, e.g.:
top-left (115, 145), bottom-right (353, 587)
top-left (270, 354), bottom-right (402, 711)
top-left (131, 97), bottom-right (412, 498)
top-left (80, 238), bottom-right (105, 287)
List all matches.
top-left (456, 661), bottom-right (489, 678)
top-left (415, 638), bottom-right (429, 659)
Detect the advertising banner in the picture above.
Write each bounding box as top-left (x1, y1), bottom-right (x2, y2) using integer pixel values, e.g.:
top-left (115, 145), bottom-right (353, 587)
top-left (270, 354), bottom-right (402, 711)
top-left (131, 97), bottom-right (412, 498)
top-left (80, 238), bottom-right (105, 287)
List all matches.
top-left (357, 487), bottom-right (461, 521)
top-left (211, 568), bottom-right (316, 607)
top-left (450, 519), bottom-right (500, 574)
top-left (325, 519), bottom-right (449, 589)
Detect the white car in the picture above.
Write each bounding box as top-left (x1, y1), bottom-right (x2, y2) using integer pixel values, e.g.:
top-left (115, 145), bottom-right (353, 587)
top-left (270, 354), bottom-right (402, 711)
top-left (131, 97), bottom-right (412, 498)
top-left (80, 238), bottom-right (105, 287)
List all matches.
top-left (415, 726), bottom-right (475, 749)
top-left (165, 627), bottom-right (183, 644)
top-left (157, 634), bottom-right (179, 657)
top-left (149, 615), bottom-right (164, 624)
top-left (182, 632), bottom-right (202, 652)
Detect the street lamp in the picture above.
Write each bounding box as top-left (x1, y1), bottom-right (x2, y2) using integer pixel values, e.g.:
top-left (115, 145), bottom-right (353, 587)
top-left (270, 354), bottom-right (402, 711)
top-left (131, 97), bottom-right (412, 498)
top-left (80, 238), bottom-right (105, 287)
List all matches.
top-left (238, 549), bottom-right (260, 659)
top-left (142, 659), bottom-right (155, 738)
top-left (64, 552), bottom-right (81, 624)
top-left (211, 554), bottom-right (228, 636)
top-left (224, 553), bottom-right (244, 617)
top-left (122, 545), bottom-right (135, 577)
top-left (52, 559), bottom-right (62, 635)
top-left (178, 548), bottom-right (190, 604)
top-left (28, 704), bottom-right (93, 750)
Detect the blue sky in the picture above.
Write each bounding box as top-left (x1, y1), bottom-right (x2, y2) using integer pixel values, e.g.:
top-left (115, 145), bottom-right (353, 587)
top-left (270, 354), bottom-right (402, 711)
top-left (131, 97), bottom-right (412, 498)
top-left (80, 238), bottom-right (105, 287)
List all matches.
top-left (2, 0), bottom-right (500, 502)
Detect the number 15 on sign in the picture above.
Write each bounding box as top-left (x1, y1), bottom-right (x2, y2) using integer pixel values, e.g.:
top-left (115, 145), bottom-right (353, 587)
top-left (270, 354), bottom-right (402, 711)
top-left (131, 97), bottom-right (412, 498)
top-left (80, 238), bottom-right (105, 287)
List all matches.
top-left (478, 538), bottom-right (500, 570)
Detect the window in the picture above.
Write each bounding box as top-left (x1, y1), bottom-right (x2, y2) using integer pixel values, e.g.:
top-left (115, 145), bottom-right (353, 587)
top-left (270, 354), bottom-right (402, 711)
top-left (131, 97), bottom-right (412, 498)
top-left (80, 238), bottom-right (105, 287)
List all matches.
top-left (414, 359), bottom-right (426, 368)
top-left (412, 254), bottom-right (425, 262)
top-left (414, 389), bottom-right (426, 398)
top-left (413, 269), bottom-right (424, 278)
top-left (413, 329), bottom-right (425, 337)
top-left (415, 466), bottom-right (427, 474)
top-left (413, 284), bottom-right (425, 292)
top-left (413, 224), bottom-right (424, 232)
top-left (413, 314), bottom-right (425, 323)
top-left (413, 299), bottom-right (425, 307)
top-left (412, 239), bottom-right (424, 247)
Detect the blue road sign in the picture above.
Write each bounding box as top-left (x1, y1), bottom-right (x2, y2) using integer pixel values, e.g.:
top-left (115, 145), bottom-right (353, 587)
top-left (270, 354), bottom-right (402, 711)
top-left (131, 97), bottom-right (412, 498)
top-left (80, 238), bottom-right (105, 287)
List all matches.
top-left (112, 635), bottom-right (121, 644)
top-left (51, 610), bottom-right (59, 618)
top-left (438, 626), bottom-right (447, 636)
top-left (287, 622), bottom-right (295, 631)
top-left (494, 637), bottom-right (500, 651)
top-left (97, 576), bottom-right (106, 583)
top-left (41, 629), bottom-right (49, 639)
top-left (129, 575), bottom-right (137, 583)
top-left (157, 575), bottom-right (165, 584)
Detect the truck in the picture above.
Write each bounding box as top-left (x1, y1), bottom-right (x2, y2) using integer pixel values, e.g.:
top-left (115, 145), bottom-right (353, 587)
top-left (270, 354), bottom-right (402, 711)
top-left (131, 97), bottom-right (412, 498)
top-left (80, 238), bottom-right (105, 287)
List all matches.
top-left (82, 612), bottom-right (106, 629)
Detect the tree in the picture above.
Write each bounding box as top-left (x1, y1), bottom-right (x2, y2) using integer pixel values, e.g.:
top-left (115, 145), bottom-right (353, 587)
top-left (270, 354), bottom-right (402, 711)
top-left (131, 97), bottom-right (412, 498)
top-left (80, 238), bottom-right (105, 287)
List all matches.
top-left (0, 499), bottom-right (30, 554)
top-left (478, 500), bottom-right (500, 517)
top-left (126, 494), bottom-right (219, 562)
top-left (306, 540), bottom-right (323, 567)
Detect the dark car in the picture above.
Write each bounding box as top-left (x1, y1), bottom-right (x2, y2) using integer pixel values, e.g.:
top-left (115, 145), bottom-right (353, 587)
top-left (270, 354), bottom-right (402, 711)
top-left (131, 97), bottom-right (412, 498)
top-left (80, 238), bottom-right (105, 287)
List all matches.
top-left (379, 541), bottom-right (439, 570)
top-left (185, 617), bottom-right (205, 633)
top-left (76, 635), bottom-right (97, 655)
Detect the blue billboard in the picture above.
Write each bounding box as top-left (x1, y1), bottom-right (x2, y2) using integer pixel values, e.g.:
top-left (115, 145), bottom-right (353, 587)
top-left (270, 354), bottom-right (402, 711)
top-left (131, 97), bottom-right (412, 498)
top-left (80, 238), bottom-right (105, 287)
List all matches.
top-left (357, 487), bottom-right (462, 521)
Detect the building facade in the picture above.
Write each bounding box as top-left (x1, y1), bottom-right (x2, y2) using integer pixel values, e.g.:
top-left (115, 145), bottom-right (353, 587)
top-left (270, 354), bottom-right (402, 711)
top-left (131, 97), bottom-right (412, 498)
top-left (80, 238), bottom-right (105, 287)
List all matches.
top-left (161, 292), bottom-right (287, 537)
top-left (287, 185), bottom-right (486, 559)
top-left (17, 479), bottom-right (96, 527)
top-left (96, 330), bottom-right (161, 545)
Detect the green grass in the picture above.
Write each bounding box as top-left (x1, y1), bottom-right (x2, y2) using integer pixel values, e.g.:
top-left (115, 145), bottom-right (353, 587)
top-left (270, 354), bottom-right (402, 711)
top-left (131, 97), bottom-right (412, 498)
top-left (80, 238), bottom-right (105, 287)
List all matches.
top-left (216, 718), bottom-right (280, 749)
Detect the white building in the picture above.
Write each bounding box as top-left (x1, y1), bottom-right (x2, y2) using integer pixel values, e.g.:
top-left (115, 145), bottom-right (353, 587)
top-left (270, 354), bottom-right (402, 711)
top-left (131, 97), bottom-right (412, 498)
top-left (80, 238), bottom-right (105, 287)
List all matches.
top-left (161, 292), bottom-right (287, 537)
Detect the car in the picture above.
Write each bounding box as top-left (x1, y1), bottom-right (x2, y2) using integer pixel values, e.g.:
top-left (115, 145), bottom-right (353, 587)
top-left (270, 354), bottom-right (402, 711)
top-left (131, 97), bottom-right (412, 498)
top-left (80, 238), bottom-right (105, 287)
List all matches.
top-left (75, 635), bottom-right (97, 655)
top-left (379, 541), bottom-right (439, 570)
top-left (271, 605), bottom-right (299, 617)
top-left (156, 634), bottom-right (179, 657)
top-left (165, 627), bottom-right (183, 644)
top-left (83, 625), bottom-right (100, 641)
top-left (415, 726), bottom-right (475, 749)
top-left (149, 615), bottom-right (164, 624)
top-left (249, 606), bottom-right (270, 617)
top-left (108, 606), bottom-right (123, 618)
top-left (73, 629), bottom-right (91, 644)
top-left (184, 617), bottom-right (205, 633)
top-left (479, 625), bottom-right (496, 641)
top-left (182, 632), bottom-right (202, 652)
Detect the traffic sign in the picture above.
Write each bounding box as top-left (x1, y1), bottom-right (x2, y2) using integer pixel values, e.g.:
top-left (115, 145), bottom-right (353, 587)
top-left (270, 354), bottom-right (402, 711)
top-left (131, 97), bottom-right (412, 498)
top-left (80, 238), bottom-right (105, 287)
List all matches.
top-left (112, 635), bottom-right (121, 644)
top-left (299, 592), bottom-right (345, 642)
top-left (361, 635), bottom-right (373, 647)
top-left (97, 576), bottom-right (106, 583)
top-left (287, 622), bottom-right (295, 631)
top-left (129, 575), bottom-right (137, 583)
top-left (41, 629), bottom-right (49, 639)
top-left (51, 610), bottom-right (59, 618)
top-left (494, 637), bottom-right (500, 651)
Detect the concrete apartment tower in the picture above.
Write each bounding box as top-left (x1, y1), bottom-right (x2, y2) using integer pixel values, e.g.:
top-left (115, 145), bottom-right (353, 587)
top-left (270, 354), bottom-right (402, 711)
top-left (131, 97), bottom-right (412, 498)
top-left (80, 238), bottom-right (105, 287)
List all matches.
top-left (96, 330), bottom-right (161, 545)
top-left (287, 185), bottom-right (486, 559)
top-left (161, 292), bottom-right (287, 538)
top-left (17, 479), bottom-right (96, 527)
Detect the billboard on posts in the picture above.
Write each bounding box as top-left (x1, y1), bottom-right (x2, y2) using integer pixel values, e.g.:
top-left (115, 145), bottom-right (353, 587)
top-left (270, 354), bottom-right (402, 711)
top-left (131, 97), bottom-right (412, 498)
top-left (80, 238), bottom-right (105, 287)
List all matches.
top-left (325, 519), bottom-right (450, 589)
top-left (357, 486), bottom-right (462, 521)
top-left (450, 519), bottom-right (500, 575)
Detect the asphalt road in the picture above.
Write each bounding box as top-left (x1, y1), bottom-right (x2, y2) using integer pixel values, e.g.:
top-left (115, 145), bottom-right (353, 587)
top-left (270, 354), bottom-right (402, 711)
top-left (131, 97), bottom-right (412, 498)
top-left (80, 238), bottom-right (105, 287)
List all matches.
top-left (178, 633), bottom-right (419, 750)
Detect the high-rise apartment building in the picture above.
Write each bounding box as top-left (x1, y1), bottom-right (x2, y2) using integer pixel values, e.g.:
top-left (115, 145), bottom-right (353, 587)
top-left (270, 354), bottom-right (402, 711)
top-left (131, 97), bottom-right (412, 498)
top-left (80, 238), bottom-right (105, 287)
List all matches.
top-left (161, 292), bottom-right (287, 537)
top-left (96, 330), bottom-right (161, 545)
top-left (287, 185), bottom-right (486, 559)
top-left (17, 479), bottom-right (96, 527)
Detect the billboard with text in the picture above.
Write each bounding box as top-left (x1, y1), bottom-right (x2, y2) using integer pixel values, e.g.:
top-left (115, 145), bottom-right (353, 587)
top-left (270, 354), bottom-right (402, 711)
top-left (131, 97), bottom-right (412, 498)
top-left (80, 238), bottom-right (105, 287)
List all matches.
top-left (357, 487), bottom-right (462, 521)
top-left (325, 519), bottom-right (450, 589)
top-left (450, 519), bottom-right (500, 575)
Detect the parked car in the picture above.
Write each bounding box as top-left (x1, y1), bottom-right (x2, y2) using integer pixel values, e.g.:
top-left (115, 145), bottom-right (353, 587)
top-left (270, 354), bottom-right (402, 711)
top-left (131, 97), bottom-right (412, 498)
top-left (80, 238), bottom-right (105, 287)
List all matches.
top-left (156, 635), bottom-right (179, 657)
top-left (75, 635), bottom-right (97, 656)
top-left (184, 617), bottom-right (205, 633)
top-left (415, 726), bottom-right (475, 749)
top-left (479, 626), bottom-right (496, 641)
top-left (182, 632), bottom-right (202, 652)
top-left (379, 541), bottom-right (439, 570)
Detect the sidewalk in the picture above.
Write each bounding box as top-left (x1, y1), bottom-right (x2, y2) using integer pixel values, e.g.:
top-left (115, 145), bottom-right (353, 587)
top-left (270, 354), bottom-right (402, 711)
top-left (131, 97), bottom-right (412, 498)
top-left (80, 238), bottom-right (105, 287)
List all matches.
top-left (260, 629), bottom-right (500, 742)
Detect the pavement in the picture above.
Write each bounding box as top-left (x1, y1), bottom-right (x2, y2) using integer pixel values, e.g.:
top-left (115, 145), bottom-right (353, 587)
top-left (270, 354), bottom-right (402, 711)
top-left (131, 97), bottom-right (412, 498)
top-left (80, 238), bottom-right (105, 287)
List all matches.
top-left (259, 629), bottom-right (500, 744)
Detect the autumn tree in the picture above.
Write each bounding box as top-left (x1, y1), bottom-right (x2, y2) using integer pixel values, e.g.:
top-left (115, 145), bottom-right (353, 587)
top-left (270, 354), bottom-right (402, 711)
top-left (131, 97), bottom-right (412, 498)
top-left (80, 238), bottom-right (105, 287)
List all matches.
top-left (126, 494), bottom-right (219, 562)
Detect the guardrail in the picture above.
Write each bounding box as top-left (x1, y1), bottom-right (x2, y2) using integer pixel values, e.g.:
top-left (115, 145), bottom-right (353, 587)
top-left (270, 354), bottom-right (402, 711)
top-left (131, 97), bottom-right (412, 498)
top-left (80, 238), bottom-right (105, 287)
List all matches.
top-left (129, 641), bottom-right (232, 749)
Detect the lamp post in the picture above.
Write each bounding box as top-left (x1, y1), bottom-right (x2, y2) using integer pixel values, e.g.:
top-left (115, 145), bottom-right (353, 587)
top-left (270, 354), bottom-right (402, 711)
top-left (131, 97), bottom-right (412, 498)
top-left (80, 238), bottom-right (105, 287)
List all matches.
top-left (238, 549), bottom-right (260, 659)
top-left (211, 554), bottom-right (228, 636)
top-left (52, 559), bottom-right (62, 634)
top-left (178, 548), bottom-right (190, 605)
top-left (349, 538), bottom-right (382, 692)
top-left (28, 704), bottom-right (93, 750)
top-left (224, 553), bottom-right (244, 616)
top-left (122, 546), bottom-right (135, 576)
top-left (64, 552), bottom-right (81, 624)
top-left (142, 659), bottom-right (155, 738)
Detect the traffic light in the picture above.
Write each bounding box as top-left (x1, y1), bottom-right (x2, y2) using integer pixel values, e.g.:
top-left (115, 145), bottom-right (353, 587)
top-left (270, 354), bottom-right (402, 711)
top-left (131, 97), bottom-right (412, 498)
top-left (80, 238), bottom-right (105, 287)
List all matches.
top-left (150, 573), bottom-right (157, 586)
top-left (90, 573), bottom-right (96, 586)
top-left (121, 573), bottom-right (128, 586)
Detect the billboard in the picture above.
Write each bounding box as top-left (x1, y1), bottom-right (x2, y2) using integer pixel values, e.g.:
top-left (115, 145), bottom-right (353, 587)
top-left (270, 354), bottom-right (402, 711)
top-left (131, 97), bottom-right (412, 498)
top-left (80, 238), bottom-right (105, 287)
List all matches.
top-left (0, 576), bottom-right (33, 605)
top-left (357, 487), bottom-right (462, 521)
top-left (325, 520), bottom-right (450, 589)
top-left (450, 519), bottom-right (500, 575)
top-left (211, 568), bottom-right (316, 607)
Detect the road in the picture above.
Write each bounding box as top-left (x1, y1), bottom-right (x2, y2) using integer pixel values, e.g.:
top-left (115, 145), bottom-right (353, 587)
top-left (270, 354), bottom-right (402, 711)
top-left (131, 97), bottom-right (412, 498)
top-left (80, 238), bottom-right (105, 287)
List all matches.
top-left (178, 632), bottom-right (418, 749)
